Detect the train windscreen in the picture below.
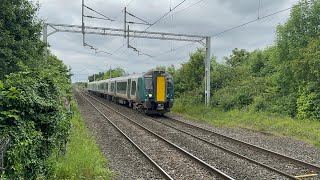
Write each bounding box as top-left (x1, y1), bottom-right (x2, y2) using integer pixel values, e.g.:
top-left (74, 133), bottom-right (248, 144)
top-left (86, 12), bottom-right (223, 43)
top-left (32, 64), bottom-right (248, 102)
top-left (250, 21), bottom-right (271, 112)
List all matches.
top-left (145, 77), bottom-right (153, 90)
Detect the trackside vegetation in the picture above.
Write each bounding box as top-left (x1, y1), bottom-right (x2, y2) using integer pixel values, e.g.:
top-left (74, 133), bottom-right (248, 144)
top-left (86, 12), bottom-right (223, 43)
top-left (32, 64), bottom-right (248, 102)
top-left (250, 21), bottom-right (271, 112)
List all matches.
top-left (0, 0), bottom-right (110, 179)
top-left (53, 101), bottom-right (112, 179)
top-left (161, 0), bottom-right (320, 148)
top-left (172, 101), bottom-right (320, 148)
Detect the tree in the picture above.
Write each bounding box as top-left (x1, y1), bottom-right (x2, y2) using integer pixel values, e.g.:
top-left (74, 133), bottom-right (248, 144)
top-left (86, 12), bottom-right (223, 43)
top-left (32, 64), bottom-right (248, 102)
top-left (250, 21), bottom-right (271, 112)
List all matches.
top-left (166, 65), bottom-right (176, 77)
top-left (0, 0), bottom-right (44, 80)
top-left (88, 67), bottom-right (126, 82)
top-left (294, 38), bottom-right (320, 119)
top-left (155, 66), bottom-right (166, 71)
top-left (272, 0), bottom-right (320, 116)
top-left (154, 65), bottom-right (176, 77)
top-left (224, 48), bottom-right (249, 67)
top-left (0, 1), bottom-right (73, 178)
top-left (276, 0), bottom-right (320, 63)
top-left (174, 48), bottom-right (206, 100)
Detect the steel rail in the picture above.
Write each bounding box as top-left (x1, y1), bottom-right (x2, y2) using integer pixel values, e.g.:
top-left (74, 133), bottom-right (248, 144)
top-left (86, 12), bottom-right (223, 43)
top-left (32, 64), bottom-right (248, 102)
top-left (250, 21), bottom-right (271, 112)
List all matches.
top-left (82, 91), bottom-right (234, 180)
top-left (82, 91), bottom-right (298, 179)
top-left (146, 116), bottom-right (298, 180)
top-left (164, 116), bottom-right (320, 174)
top-left (77, 90), bottom-right (173, 180)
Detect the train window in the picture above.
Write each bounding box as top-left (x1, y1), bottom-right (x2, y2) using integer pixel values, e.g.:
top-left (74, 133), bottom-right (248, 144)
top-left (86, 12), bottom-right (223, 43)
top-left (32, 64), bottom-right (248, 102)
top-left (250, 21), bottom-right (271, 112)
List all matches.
top-left (131, 81), bottom-right (136, 95)
top-left (99, 83), bottom-right (103, 90)
top-left (167, 78), bottom-right (173, 89)
top-left (111, 83), bottom-right (114, 92)
top-left (145, 77), bottom-right (153, 90)
top-left (117, 82), bottom-right (127, 94)
top-left (105, 83), bottom-right (108, 91)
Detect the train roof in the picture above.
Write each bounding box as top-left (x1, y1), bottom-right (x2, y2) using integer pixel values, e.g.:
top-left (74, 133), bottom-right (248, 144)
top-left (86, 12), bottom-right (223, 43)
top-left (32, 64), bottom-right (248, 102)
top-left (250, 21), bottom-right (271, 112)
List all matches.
top-left (88, 73), bottom-right (143, 84)
top-left (88, 70), bottom-right (170, 84)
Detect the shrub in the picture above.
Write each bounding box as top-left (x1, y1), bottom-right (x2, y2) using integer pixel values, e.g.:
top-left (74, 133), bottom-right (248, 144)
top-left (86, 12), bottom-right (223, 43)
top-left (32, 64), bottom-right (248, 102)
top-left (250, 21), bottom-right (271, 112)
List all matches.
top-left (0, 66), bottom-right (71, 179)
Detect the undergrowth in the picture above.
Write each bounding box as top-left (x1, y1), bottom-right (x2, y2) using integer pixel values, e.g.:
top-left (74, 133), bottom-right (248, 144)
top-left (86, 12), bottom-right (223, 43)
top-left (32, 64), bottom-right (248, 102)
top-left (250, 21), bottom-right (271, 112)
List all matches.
top-left (53, 101), bottom-right (112, 179)
top-left (172, 98), bottom-right (320, 149)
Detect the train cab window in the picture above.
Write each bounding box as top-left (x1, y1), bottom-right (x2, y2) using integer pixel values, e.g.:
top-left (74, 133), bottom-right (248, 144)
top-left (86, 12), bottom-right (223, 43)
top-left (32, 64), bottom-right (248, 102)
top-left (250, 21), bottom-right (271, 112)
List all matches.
top-left (167, 78), bottom-right (173, 89)
top-left (145, 77), bottom-right (153, 90)
top-left (131, 81), bottom-right (136, 95)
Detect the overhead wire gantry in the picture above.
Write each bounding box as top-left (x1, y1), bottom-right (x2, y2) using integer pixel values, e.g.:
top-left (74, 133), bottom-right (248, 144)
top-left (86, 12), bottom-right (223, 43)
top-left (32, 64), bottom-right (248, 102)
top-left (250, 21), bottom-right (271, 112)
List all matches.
top-left (43, 0), bottom-right (212, 107)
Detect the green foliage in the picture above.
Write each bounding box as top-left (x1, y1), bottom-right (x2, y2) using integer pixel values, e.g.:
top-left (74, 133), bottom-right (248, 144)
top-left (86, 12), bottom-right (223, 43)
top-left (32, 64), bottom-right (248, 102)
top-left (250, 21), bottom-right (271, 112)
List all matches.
top-left (174, 48), bottom-right (207, 98)
top-left (293, 38), bottom-right (320, 119)
top-left (224, 48), bottom-right (249, 67)
top-left (172, 100), bottom-right (320, 149)
top-left (88, 67), bottom-right (126, 82)
top-left (0, 0), bottom-right (45, 80)
top-left (208, 0), bottom-right (320, 119)
top-left (171, 0), bottom-right (320, 120)
top-left (154, 65), bottom-right (176, 77)
top-left (297, 82), bottom-right (320, 119)
top-left (53, 102), bottom-right (112, 179)
top-left (270, 0), bottom-right (320, 117)
top-left (1, 63), bottom-right (72, 179)
top-left (0, 0), bottom-right (73, 178)
top-left (166, 65), bottom-right (176, 77)
top-left (276, 0), bottom-right (320, 62)
top-left (0, 0), bottom-right (111, 178)
top-left (155, 65), bottom-right (166, 71)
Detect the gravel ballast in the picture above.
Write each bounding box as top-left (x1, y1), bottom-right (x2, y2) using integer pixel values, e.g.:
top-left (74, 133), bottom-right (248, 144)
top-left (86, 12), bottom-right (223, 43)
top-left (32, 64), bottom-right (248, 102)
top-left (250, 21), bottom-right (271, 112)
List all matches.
top-left (86, 93), bottom-right (221, 179)
top-left (165, 113), bottom-right (320, 167)
top-left (78, 91), bottom-right (320, 179)
top-left (75, 91), bottom-right (165, 179)
top-left (86, 93), bottom-right (290, 179)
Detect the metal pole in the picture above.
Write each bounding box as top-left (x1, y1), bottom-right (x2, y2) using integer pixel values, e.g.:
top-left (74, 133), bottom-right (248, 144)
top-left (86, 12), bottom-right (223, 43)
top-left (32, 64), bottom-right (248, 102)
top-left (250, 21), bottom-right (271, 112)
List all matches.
top-left (82, 0), bottom-right (85, 46)
top-left (43, 23), bottom-right (48, 58)
top-left (127, 25), bottom-right (129, 48)
top-left (124, 7), bottom-right (127, 38)
top-left (205, 37), bottom-right (211, 107)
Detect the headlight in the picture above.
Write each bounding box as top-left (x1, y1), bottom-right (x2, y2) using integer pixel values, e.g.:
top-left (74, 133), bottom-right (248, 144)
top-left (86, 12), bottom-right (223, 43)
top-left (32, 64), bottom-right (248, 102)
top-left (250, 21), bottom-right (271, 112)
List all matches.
top-left (148, 94), bottom-right (152, 97)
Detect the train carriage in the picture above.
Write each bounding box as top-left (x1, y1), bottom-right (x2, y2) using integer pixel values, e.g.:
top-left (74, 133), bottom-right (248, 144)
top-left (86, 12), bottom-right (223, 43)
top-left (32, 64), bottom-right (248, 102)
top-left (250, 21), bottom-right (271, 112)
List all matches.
top-left (87, 70), bottom-right (174, 115)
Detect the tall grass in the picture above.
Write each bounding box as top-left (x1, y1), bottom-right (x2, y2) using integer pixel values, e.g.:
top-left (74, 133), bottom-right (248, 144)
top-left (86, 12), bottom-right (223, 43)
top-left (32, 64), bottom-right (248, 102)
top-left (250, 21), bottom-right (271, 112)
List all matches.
top-left (172, 98), bottom-right (320, 149)
top-left (53, 102), bottom-right (112, 179)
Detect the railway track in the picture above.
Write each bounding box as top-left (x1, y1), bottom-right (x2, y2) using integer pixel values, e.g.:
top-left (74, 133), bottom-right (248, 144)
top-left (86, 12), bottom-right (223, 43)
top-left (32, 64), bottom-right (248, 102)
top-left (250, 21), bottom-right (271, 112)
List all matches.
top-left (152, 116), bottom-right (320, 179)
top-left (78, 90), bottom-right (234, 179)
top-left (83, 90), bottom-right (320, 179)
top-left (82, 91), bottom-right (305, 179)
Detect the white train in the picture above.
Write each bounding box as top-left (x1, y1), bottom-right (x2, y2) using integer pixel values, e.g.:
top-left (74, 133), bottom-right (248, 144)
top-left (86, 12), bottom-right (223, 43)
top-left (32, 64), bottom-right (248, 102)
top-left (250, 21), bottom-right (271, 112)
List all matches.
top-left (87, 70), bottom-right (174, 115)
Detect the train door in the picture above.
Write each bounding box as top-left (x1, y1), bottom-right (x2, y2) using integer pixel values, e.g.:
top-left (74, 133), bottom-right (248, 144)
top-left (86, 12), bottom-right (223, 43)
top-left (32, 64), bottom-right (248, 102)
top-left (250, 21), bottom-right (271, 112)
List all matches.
top-left (114, 81), bottom-right (117, 95)
top-left (154, 71), bottom-right (166, 102)
top-left (156, 76), bottom-right (166, 102)
top-left (127, 79), bottom-right (131, 99)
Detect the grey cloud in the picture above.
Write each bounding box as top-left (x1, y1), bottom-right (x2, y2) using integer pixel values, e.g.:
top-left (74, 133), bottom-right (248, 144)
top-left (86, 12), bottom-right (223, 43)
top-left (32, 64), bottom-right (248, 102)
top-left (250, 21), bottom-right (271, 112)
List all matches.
top-left (37, 0), bottom-right (299, 82)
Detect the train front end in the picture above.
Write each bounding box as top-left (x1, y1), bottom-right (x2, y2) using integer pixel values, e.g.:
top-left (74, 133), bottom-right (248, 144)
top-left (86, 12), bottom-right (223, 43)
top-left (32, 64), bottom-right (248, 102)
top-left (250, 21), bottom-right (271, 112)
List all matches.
top-left (143, 70), bottom-right (174, 115)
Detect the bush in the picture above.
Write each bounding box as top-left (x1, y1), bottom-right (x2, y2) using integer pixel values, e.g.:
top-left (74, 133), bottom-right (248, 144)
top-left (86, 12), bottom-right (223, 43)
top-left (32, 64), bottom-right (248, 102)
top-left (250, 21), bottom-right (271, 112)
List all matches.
top-left (297, 83), bottom-right (320, 119)
top-left (53, 102), bottom-right (112, 179)
top-left (0, 65), bottom-right (71, 179)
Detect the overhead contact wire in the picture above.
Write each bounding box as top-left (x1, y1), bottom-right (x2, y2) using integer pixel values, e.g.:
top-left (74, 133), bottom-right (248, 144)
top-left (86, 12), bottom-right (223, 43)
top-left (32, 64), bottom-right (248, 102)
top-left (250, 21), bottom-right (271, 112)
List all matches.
top-left (112, 0), bottom-right (188, 55)
top-left (84, 5), bottom-right (114, 21)
top-left (153, 0), bottom-right (310, 57)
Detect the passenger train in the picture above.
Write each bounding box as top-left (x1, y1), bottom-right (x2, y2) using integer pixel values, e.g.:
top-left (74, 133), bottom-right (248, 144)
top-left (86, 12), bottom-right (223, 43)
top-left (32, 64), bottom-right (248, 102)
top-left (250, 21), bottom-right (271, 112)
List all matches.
top-left (87, 70), bottom-right (174, 115)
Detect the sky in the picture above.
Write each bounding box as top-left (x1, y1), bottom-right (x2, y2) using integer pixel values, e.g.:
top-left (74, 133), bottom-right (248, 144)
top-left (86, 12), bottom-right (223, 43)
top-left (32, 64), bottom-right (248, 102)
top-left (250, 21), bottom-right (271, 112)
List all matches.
top-left (36, 0), bottom-right (299, 82)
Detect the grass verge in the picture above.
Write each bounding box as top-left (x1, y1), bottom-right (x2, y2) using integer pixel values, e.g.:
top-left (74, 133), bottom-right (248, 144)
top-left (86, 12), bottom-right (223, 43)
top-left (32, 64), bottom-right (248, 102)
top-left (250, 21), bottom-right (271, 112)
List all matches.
top-left (53, 100), bottom-right (112, 179)
top-left (172, 98), bottom-right (320, 149)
